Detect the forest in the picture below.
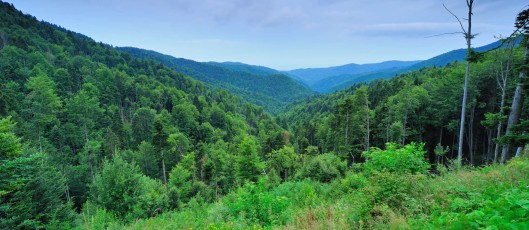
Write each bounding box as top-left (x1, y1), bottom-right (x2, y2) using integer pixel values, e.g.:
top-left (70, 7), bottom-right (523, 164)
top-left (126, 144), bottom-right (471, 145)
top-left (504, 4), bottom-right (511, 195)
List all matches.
top-left (1, 1), bottom-right (529, 229)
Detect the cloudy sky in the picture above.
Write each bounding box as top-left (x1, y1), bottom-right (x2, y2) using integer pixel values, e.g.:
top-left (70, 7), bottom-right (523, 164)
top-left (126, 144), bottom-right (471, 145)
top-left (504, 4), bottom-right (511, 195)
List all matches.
top-left (5, 0), bottom-right (527, 70)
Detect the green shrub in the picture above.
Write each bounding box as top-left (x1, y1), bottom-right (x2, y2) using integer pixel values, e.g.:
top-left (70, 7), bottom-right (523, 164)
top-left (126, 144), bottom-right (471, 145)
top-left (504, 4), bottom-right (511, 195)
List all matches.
top-left (362, 142), bottom-right (430, 174)
top-left (425, 184), bottom-right (529, 229)
top-left (90, 155), bottom-right (168, 221)
top-left (224, 178), bottom-right (290, 226)
top-left (295, 153), bottom-right (347, 182)
top-left (329, 171), bottom-right (369, 198)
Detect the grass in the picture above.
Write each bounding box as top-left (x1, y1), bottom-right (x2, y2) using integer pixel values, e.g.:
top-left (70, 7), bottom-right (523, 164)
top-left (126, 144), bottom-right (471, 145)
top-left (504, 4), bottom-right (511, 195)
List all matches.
top-left (81, 156), bottom-right (529, 229)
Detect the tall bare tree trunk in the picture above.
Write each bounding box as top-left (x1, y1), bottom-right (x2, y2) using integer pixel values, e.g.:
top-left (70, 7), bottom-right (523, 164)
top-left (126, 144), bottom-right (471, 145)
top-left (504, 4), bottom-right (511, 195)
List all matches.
top-left (466, 105), bottom-right (475, 165)
top-left (38, 128), bottom-right (43, 153)
top-left (366, 102), bottom-right (370, 151)
top-left (494, 39), bottom-right (514, 163)
top-left (494, 80), bottom-right (507, 163)
top-left (345, 108), bottom-right (349, 150)
top-left (515, 146), bottom-right (523, 157)
top-left (454, 0), bottom-right (474, 166)
top-left (162, 150), bottom-right (167, 184)
top-left (501, 43), bottom-right (528, 163)
top-left (0, 32), bottom-right (6, 49)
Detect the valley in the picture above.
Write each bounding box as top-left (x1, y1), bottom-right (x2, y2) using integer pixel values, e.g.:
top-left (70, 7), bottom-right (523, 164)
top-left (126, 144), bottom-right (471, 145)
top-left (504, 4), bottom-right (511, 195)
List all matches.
top-left (0, 1), bottom-right (528, 229)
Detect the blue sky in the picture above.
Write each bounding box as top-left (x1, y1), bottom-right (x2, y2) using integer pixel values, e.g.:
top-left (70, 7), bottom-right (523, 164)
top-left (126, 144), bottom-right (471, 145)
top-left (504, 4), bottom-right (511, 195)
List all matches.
top-left (5, 0), bottom-right (527, 70)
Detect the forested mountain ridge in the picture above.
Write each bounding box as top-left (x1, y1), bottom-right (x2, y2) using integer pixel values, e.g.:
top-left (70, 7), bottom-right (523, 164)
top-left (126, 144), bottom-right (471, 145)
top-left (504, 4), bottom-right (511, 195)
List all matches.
top-left (118, 47), bottom-right (316, 114)
top-left (206, 61), bottom-right (281, 76)
top-left (294, 39), bottom-right (518, 93)
top-left (0, 2), bottom-right (290, 228)
top-left (1, 1), bottom-right (529, 229)
top-left (279, 39), bottom-right (528, 165)
top-left (287, 60), bottom-right (421, 86)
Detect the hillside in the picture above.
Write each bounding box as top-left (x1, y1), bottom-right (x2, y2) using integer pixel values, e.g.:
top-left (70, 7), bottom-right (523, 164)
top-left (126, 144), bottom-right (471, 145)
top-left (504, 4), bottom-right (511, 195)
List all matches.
top-left (287, 60), bottom-right (420, 86)
top-left (118, 47), bottom-right (316, 114)
top-left (108, 157), bottom-right (529, 229)
top-left (206, 61), bottom-right (281, 76)
top-left (298, 40), bottom-right (517, 93)
top-left (1, 1), bottom-right (529, 230)
top-left (0, 2), bottom-right (288, 228)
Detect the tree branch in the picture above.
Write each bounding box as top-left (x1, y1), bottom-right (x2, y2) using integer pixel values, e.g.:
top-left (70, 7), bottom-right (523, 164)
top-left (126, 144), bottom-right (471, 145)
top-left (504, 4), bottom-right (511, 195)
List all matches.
top-left (424, 32), bottom-right (464, 38)
top-left (443, 4), bottom-right (467, 35)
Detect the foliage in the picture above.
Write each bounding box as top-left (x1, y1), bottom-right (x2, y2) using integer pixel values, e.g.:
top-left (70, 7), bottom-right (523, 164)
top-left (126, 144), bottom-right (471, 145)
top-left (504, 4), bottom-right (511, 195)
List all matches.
top-left (1, 1), bottom-right (529, 229)
top-left (362, 142), bottom-right (430, 174)
top-left (235, 136), bottom-right (264, 183)
top-left (0, 118), bottom-right (76, 229)
top-left (295, 153), bottom-right (347, 182)
top-left (89, 155), bottom-right (167, 220)
top-left (224, 178), bottom-right (290, 226)
top-left (118, 47), bottom-right (316, 114)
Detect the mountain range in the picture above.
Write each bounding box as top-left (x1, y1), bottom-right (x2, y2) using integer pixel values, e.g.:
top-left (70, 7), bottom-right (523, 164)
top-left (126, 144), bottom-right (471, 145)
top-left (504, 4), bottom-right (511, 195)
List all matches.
top-left (121, 38), bottom-right (511, 97)
top-left (285, 39), bottom-right (511, 93)
top-left (118, 47), bottom-right (316, 114)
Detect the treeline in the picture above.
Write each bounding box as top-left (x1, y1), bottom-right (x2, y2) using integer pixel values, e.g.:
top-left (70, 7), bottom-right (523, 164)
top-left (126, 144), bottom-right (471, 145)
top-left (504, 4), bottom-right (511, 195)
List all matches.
top-left (280, 38), bottom-right (528, 166)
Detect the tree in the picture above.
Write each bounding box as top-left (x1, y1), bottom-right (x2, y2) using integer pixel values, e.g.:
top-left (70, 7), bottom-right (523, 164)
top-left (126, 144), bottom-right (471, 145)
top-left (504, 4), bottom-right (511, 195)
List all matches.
top-left (443, 0), bottom-right (476, 166)
top-left (132, 107), bottom-right (156, 146)
top-left (65, 83), bottom-right (103, 145)
top-left (134, 141), bottom-right (159, 179)
top-left (235, 136), bottom-right (264, 183)
top-left (501, 9), bottom-right (529, 163)
top-left (152, 118), bottom-right (169, 183)
top-left (167, 153), bottom-right (194, 209)
top-left (0, 117), bottom-right (29, 220)
top-left (172, 103), bottom-right (199, 136)
top-left (267, 146), bottom-right (298, 181)
top-left (0, 81), bottom-right (20, 116)
top-left (295, 153), bottom-right (346, 182)
top-left (386, 85), bottom-right (429, 144)
top-left (89, 155), bottom-right (143, 218)
top-left (24, 67), bottom-right (62, 152)
top-left (491, 37), bottom-right (516, 163)
top-left (0, 117), bottom-right (76, 229)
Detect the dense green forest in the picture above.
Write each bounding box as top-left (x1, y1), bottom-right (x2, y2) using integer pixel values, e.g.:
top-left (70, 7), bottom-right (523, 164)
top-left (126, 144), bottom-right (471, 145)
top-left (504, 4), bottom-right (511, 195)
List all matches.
top-left (279, 43), bottom-right (528, 166)
top-left (117, 47), bottom-right (316, 114)
top-left (1, 1), bottom-right (529, 229)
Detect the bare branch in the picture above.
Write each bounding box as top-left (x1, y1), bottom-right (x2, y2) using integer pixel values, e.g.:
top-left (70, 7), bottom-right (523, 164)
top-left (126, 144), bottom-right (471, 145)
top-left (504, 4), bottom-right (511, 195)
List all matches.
top-left (424, 32), bottom-right (464, 38)
top-left (466, 0), bottom-right (471, 8)
top-left (443, 4), bottom-right (467, 35)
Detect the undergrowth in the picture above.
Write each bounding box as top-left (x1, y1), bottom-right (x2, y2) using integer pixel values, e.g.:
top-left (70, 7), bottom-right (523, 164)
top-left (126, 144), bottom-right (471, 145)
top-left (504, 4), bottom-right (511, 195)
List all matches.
top-left (81, 155), bottom-right (529, 230)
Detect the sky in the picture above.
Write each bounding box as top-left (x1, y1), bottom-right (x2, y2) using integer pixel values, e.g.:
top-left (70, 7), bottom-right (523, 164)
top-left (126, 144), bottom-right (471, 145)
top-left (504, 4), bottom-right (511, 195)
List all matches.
top-left (4, 0), bottom-right (527, 70)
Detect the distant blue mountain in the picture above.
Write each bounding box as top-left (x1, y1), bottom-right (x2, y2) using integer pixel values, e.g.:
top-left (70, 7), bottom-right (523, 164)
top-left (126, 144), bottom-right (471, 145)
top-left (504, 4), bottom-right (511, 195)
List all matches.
top-left (287, 60), bottom-right (421, 86)
top-left (406, 39), bottom-right (511, 70)
top-left (295, 39), bottom-right (517, 93)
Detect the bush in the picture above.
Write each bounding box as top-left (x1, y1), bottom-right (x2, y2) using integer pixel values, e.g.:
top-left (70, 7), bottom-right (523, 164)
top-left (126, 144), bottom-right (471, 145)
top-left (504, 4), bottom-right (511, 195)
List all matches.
top-left (425, 184), bottom-right (529, 229)
top-left (329, 171), bottom-right (369, 198)
top-left (295, 153), bottom-right (347, 182)
top-left (224, 178), bottom-right (290, 226)
top-left (90, 155), bottom-right (168, 220)
top-left (362, 142), bottom-right (430, 174)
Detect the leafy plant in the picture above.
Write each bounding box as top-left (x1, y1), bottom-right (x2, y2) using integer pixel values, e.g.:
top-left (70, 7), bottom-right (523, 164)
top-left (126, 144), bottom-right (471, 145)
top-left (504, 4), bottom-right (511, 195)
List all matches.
top-left (362, 142), bottom-right (430, 174)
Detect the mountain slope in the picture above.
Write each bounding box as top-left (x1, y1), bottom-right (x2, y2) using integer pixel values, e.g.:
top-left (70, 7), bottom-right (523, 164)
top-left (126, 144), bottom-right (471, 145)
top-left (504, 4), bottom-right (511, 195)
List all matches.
top-left (307, 39), bottom-right (518, 93)
top-left (206, 61), bottom-right (280, 76)
top-left (118, 47), bottom-right (316, 113)
top-left (0, 1), bottom-right (292, 228)
top-left (287, 60), bottom-right (421, 86)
